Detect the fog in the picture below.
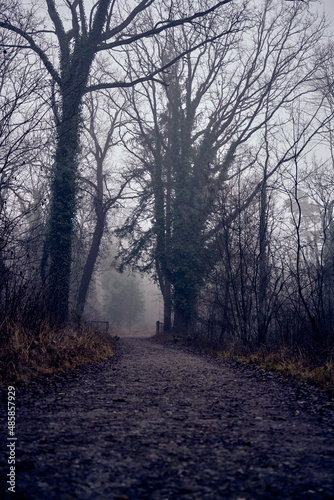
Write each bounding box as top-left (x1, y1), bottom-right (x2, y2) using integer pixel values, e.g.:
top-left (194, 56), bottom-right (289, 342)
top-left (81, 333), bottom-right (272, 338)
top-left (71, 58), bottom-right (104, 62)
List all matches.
top-left (85, 271), bottom-right (162, 337)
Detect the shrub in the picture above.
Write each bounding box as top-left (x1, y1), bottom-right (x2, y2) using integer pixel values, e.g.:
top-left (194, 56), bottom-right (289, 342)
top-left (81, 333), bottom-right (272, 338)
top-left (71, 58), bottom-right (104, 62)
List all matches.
top-left (0, 319), bottom-right (116, 385)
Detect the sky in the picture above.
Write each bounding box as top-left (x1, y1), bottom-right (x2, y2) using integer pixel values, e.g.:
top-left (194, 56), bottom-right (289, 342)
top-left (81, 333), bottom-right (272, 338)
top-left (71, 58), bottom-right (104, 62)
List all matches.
top-left (317, 0), bottom-right (334, 27)
top-left (323, 0), bottom-right (334, 16)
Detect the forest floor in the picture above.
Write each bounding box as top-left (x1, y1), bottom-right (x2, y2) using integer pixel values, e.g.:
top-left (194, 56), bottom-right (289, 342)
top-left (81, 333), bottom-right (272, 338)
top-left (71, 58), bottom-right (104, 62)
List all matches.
top-left (1, 336), bottom-right (334, 500)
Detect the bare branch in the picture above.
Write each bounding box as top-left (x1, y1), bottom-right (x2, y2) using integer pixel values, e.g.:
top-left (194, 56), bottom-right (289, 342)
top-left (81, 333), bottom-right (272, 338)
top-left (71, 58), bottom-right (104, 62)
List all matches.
top-left (97, 0), bottom-right (234, 50)
top-left (45, 0), bottom-right (70, 62)
top-left (0, 20), bottom-right (61, 85)
top-left (86, 28), bottom-right (235, 92)
top-left (78, 0), bottom-right (88, 36)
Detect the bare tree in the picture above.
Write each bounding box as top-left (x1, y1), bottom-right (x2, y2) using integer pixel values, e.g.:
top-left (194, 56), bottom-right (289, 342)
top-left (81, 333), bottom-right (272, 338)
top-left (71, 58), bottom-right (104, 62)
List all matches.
top-left (0, 0), bottom-right (235, 326)
top-left (0, 28), bottom-right (51, 322)
top-left (116, 0), bottom-right (330, 335)
top-left (74, 90), bottom-right (133, 319)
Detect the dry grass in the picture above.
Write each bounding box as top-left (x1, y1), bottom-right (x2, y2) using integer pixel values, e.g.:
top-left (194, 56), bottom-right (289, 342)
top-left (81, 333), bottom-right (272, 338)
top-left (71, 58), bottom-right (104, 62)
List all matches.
top-left (129, 333), bottom-right (334, 390)
top-left (218, 343), bottom-right (334, 389)
top-left (0, 320), bottom-right (116, 386)
top-left (154, 332), bottom-right (334, 389)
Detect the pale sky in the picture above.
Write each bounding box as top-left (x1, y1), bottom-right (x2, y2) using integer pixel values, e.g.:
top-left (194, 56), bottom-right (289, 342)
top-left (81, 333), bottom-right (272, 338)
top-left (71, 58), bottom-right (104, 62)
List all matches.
top-left (322, 0), bottom-right (334, 17)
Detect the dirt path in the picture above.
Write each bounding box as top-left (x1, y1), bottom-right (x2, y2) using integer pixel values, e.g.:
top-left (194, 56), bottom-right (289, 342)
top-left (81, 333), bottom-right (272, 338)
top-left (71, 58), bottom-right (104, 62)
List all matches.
top-left (1, 337), bottom-right (334, 499)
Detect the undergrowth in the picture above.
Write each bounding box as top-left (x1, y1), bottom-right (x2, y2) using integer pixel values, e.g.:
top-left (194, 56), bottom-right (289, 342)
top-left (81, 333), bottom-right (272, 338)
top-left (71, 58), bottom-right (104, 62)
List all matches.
top-left (216, 343), bottom-right (334, 389)
top-left (154, 333), bottom-right (334, 390)
top-left (0, 319), bottom-right (116, 386)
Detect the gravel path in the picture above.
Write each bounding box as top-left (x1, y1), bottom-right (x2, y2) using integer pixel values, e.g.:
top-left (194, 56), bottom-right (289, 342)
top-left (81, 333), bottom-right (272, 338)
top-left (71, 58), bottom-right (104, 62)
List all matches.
top-left (1, 336), bottom-right (334, 499)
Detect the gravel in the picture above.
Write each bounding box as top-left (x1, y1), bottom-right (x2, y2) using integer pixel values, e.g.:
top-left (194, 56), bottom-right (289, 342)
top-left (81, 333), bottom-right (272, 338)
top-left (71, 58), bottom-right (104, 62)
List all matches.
top-left (1, 336), bottom-right (334, 499)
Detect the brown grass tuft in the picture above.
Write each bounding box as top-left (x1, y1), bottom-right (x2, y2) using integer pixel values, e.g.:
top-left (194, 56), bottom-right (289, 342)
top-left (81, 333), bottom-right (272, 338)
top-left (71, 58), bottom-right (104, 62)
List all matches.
top-left (218, 343), bottom-right (334, 389)
top-left (0, 319), bottom-right (116, 386)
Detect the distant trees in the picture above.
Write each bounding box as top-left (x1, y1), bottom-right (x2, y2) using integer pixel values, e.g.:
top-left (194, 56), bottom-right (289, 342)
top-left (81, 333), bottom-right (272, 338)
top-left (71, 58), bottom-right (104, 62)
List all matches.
top-left (281, 160), bottom-right (334, 346)
top-left (0, 0), bottom-right (333, 352)
top-left (0, 0), bottom-right (237, 327)
top-left (100, 267), bottom-right (144, 330)
top-left (117, 0), bottom-right (330, 336)
top-left (0, 28), bottom-right (51, 325)
top-left (73, 90), bottom-right (131, 320)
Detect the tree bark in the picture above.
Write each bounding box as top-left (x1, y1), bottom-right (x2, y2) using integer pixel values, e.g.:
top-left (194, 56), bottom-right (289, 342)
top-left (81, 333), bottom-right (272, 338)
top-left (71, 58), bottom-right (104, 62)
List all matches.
top-left (75, 203), bottom-right (106, 319)
top-left (257, 176), bottom-right (268, 345)
top-left (173, 302), bottom-right (190, 337)
top-left (47, 98), bottom-right (82, 326)
top-left (163, 278), bottom-right (172, 333)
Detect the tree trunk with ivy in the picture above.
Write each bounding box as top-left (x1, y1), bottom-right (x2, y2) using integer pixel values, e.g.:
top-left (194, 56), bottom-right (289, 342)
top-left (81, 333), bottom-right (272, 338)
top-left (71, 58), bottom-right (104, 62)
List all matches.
top-left (46, 53), bottom-right (101, 325)
top-left (1, 0), bottom-right (234, 328)
top-left (47, 95), bottom-right (81, 325)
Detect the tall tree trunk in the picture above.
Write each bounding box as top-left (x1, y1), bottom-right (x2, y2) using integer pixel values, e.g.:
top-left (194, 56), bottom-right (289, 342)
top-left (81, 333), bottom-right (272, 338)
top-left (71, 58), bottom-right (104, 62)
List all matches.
top-left (75, 203), bottom-right (106, 319)
top-left (152, 128), bottom-right (174, 333)
top-left (44, 1), bottom-right (110, 327)
top-left (173, 286), bottom-right (196, 336)
top-left (173, 302), bottom-right (189, 336)
top-left (47, 98), bottom-right (81, 326)
top-left (75, 127), bottom-right (107, 319)
top-left (163, 278), bottom-right (172, 332)
top-left (258, 176), bottom-right (268, 345)
top-left (156, 259), bottom-right (172, 333)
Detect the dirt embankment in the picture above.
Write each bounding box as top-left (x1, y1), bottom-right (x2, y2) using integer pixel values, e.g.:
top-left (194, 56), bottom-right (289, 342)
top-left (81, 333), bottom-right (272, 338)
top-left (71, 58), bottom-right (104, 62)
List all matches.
top-left (1, 337), bottom-right (334, 499)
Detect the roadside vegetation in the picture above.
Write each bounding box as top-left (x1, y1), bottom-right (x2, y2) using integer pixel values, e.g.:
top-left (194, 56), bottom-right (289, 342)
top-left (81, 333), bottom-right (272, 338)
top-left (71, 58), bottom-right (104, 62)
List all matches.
top-left (0, 320), bottom-right (116, 386)
top-left (217, 343), bottom-right (334, 391)
top-left (154, 333), bottom-right (334, 391)
top-left (1, 0), bottom-right (333, 393)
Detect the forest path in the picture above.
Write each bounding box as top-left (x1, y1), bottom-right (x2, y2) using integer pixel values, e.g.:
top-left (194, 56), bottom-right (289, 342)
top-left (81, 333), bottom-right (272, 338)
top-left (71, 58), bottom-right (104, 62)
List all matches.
top-left (1, 337), bottom-right (334, 499)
